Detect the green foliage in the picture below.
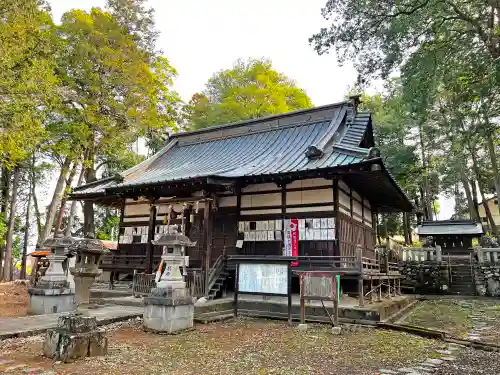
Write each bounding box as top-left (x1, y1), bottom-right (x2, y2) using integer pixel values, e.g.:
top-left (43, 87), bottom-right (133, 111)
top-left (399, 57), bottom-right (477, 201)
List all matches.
top-left (11, 236), bottom-right (22, 262)
top-left (358, 81), bottom-right (420, 198)
top-left (185, 58), bottom-right (313, 130)
top-left (55, 7), bottom-right (180, 161)
top-left (313, 0), bottom-right (500, 221)
top-left (95, 208), bottom-right (120, 241)
top-left (0, 0), bottom-right (59, 169)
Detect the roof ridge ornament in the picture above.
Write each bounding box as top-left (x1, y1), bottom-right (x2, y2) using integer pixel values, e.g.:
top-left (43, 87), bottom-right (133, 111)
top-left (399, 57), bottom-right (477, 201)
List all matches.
top-left (305, 145), bottom-right (324, 159)
top-left (367, 147), bottom-right (381, 159)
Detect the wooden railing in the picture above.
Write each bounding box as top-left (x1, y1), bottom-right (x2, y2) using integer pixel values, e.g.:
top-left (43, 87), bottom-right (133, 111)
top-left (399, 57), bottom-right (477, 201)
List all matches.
top-left (361, 257), bottom-right (380, 274)
top-left (186, 268), bottom-right (204, 298)
top-left (205, 254), bottom-right (226, 296)
top-left (132, 271), bottom-right (156, 297)
top-left (227, 252), bottom-right (397, 275)
top-left (131, 268), bottom-right (205, 298)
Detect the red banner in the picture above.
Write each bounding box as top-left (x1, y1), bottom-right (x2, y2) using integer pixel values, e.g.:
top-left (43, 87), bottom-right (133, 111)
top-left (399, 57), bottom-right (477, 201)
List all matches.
top-left (289, 218), bottom-right (299, 266)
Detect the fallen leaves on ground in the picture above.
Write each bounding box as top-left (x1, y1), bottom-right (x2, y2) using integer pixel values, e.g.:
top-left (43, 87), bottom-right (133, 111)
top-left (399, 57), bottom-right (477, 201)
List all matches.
top-left (0, 318), bottom-right (443, 375)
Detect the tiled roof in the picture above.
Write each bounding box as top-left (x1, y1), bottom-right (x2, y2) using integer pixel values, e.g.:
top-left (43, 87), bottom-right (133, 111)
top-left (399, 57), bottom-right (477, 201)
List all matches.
top-left (115, 121), bottom-right (368, 189)
top-left (416, 220), bottom-right (483, 236)
top-left (340, 112), bottom-right (371, 147)
top-left (71, 100), bottom-right (412, 211)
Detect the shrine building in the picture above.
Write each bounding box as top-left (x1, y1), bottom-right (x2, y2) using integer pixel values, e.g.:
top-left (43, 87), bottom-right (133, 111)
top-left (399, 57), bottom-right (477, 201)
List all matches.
top-left (71, 96), bottom-right (413, 298)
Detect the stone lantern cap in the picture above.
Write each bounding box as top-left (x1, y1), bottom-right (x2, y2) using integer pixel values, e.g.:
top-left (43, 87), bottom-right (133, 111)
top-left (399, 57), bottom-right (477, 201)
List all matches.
top-left (69, 238), bottom-right (110, 255)
top-left (42, 234), bottom-right (75, 251)
top-left (152, 233), bottom-right (197, 247)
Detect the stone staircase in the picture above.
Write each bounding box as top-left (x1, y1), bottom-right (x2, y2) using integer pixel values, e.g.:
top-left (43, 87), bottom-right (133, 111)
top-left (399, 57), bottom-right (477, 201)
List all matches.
top-left (447, 255), bottom-right (475, 295)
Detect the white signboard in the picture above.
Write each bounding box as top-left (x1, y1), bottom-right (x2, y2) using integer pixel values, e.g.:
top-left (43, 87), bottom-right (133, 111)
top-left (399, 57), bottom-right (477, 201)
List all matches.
top-left (238, 263), bottom-right (288, 295)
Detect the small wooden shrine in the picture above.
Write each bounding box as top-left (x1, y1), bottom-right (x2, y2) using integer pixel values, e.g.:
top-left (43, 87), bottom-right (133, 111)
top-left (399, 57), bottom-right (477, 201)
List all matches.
top-left (416, 220), bottom-right (483, 254)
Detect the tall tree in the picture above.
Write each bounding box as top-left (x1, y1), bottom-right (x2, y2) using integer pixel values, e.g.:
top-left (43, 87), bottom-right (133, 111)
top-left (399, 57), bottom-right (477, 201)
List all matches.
top-left (56, 7), bottom-right (179, 235)
top-left (2, 168), bottom-right (20, 281)
top-left (0, 0), bottom-right (58, 169)
top-left (311, 0), bottom-right (500, 222)
top-left (184, 58), bottom-right (313, 130)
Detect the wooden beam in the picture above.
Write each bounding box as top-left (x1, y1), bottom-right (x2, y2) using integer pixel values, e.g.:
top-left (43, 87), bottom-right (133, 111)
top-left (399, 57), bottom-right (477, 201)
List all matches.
top-left (349, 187), bottom-right (354, 218)
top-left (204, 200), bottom-right (213, 294)
top-left (333, 178), bottom-right (340, 257)
top-left (145, 203), bottom-right (157, 274)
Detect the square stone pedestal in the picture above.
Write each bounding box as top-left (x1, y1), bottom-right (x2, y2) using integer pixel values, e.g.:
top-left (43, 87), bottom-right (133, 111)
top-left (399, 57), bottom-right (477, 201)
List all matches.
top-left (43, 314), bottom-right (108, 362)
top-left (143, 288), bottom-right (194, 334)
top-left (28, 282), bottom-right (75, 315)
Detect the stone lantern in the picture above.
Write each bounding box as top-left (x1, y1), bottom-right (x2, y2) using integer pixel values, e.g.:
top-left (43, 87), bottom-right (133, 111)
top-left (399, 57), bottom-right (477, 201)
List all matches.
top-left (69, 237), bottom-right (110, 312)
top-left (28, 234), bottom-right (76, 315)
top-left (43, 237), bottom-right (109, 363)
top-left (143, 231), bottom-right (196, 334)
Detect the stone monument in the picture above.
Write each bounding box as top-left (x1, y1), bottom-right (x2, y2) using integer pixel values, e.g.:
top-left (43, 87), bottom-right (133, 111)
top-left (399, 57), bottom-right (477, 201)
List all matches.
top-left (43, 237), bottom-right (109, 362)
top-left (143, 232), bottom-right (195, 334)
top-left (69, 237), bottom-right (110, 312)
top-left (28, 234), bottom-right (75, 315)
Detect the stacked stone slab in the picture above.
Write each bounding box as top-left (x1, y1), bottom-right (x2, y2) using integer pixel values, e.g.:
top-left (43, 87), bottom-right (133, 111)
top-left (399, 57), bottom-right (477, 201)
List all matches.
top-left (43, 314), bottom-right (107, 362)
top-left (28, 235), bottom-right (76, 315)
top-left (143, 232), bottom-right (195, 334)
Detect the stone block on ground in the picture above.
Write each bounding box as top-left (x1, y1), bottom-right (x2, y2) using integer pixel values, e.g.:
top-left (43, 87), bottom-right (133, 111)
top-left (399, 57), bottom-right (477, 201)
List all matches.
top-left (28, 289), bottom-right (75, 315)
top-left (296, 324), bottom-right (308, 331)
top-left (143, 302), bottom-right (194, 334)
top-left (43, 314), bottom-right (107, 362)
top-left (331, 326), bottom-right (341, 335)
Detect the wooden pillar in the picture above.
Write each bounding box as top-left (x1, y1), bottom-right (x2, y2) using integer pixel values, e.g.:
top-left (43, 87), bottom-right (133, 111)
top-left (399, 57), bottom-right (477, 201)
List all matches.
top-left (145, 204), bottom-right (157, 274)
top-left (357, 244), bottom-right (364, 307)
top-left (333, 178), bottom-right (340, 257)
top-left (370, 277), bottom-right (375, 302)
top-left (281, 184), bottom-right (286, 255)
top-left (204, 200), bottom-right (213, 294)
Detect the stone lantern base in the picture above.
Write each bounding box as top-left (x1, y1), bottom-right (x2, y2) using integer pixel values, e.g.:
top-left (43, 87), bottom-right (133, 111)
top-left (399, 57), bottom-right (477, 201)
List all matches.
top-left (28, 280), bottom-right (75, 315)
top-left (43, 313), bottom-right (107, 362)
top-left (143, 286), bottom-right (195, 334)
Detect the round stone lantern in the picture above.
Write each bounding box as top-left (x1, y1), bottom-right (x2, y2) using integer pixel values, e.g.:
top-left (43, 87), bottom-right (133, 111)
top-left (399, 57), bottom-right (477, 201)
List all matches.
top-left (69, 238), bottom-right (110, 312)
top-left (28, 234), bottom-right (76, 315)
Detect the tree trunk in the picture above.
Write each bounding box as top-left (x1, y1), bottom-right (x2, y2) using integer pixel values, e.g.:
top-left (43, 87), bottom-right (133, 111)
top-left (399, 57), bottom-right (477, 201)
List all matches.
top-left (38, 157), bottom-right (71, 245)
top-left (470, 146), bottom-right (498, 235)
top-left (65, 151), bottom-right (88, 237)
top-left (403, 212), bottom-right (410, 244)
top-left (462, 176), bottom-right (479, 222)
top-left (30, 153), bottom-right (42, 241)
top-left (20, 170), bottom-right (32, 280)
top-left (486, 133), bottom-right (500, 216)
top-left (0, 170), bottom-right (11, 280)
top-left (83, 144), bottom-right (96, 237)
top-left (471, 179), bottom-right (480, 218)
top-left (417, 122), bottom-right (433, 221)
top-left (0, 168), bottom-right (11, 215)
top-left (2, 168), bottom-right (20, 281)
top-left (55, 161), bottom-right (79, 236)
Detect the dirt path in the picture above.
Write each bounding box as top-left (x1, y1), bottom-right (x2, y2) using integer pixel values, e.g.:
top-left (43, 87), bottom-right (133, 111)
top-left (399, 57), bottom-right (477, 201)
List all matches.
top-left (0, 283), bottom-right (28, 318)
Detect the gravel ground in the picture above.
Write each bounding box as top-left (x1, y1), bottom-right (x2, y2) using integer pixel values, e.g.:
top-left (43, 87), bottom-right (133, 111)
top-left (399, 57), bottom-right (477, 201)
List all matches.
top-left (434, 347), bottom-right (500, 375)
top-left (0, 318), bottom-right (444, 375)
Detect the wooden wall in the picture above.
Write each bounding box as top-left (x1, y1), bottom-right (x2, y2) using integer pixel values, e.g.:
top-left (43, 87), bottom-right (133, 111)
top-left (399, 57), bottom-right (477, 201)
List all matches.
top-left (115, 178), bottom-right (377, 271)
